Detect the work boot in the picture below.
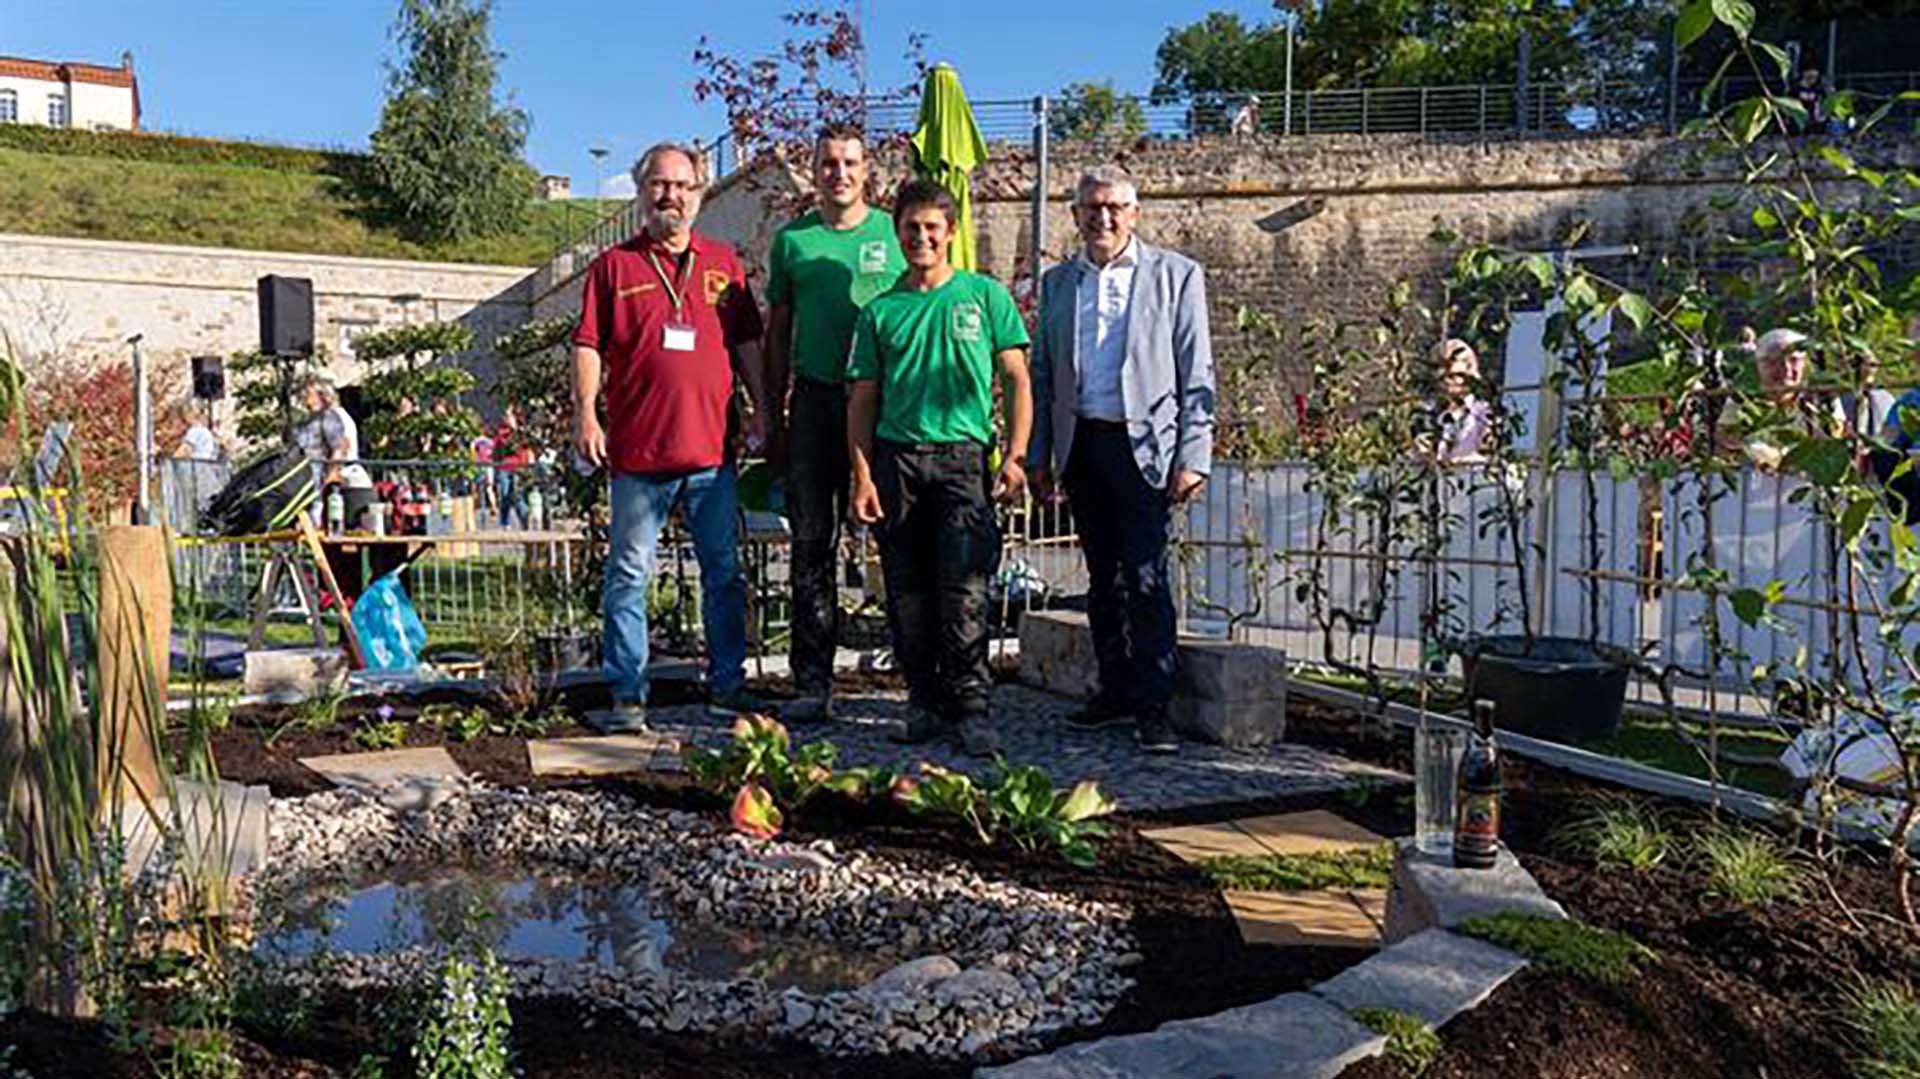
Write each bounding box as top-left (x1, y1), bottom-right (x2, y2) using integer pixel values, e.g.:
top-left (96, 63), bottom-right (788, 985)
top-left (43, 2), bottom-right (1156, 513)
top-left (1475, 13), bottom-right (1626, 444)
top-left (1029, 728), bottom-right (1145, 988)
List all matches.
top-left (782, 692), bottom-right (834, 725)
top-left (1066, 694), bottom-right (1134, 732)
top-left (890, 706), bottom-right (951, 745)
top-left (588, 700), bottom-right (649, 734)
top-left (957, 713), bottom-right (1000, 758)
top-left (707, 685), bottom-right (769, 719)
top-left (1136, 709), bottom-right (1179, 755)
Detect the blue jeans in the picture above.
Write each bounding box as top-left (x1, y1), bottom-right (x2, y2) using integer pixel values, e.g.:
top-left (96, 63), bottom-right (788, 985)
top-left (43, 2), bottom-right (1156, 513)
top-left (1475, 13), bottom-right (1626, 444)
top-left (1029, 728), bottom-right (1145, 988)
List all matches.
top-left (604, 466), bottom-right (747, 704)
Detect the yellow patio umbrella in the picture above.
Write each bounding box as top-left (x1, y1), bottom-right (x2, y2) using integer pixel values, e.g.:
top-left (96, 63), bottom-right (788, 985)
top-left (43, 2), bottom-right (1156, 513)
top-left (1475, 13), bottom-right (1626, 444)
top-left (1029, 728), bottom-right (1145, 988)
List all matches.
top-left (910, 63), bottom-right (988, 272)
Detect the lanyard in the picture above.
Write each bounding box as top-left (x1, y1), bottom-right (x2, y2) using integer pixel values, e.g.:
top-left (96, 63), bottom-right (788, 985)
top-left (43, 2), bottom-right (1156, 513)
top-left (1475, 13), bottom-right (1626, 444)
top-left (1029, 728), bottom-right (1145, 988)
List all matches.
top-left (645, 247), bottom-right (697, 315)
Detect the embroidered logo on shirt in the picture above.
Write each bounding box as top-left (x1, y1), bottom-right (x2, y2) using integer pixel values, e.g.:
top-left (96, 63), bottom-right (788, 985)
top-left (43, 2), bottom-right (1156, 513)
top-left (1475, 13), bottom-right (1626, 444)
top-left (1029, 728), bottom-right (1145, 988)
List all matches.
top-left (616, 282), bottom-right (658, 299)
top-left (858, 240), bottom-right (891, 275)
top-left (951, 301), bottom-right (984, 343)
top-left (703, 269), bottom-right (731, 306)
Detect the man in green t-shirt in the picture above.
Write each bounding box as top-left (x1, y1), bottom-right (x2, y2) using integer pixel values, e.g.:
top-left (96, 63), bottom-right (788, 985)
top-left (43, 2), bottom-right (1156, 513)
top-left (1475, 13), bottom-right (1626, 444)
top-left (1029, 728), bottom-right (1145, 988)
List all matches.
top-left (765, 124), bottom-right (906, 722)
top-left (847, 179), bottom-right (1032, 755)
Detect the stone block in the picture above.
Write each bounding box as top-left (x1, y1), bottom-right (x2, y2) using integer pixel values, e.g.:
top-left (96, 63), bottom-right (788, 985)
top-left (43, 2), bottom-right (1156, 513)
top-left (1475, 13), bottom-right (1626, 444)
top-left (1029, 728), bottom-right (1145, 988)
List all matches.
top-left (1312, 927), bottom-right (1528, 1028)
top-left (1171, 695), bottom-right (1287, 746)
top-left (1176, 639), bottom-right (1288, 703)
top-left (976, 993), bottom-right (1383, 1079)
top-left (1383, 838), bottom-right (1566, 946)
top-left (298, 747), bottom-right (465, 791)
top-left (528, 733), bottom-right (683, 777)
top-left (244, 648), bottom-right (348, 699)
top-left (1016, 610), bottom-right (1098, 699)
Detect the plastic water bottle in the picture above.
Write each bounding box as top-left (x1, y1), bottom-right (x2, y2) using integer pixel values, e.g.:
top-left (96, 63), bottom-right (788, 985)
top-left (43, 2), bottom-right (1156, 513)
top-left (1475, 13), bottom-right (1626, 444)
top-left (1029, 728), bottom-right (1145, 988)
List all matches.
top-left (325, 488), bottom-right (345, 535)
top-left (524, 487), bottom-right (545, 533)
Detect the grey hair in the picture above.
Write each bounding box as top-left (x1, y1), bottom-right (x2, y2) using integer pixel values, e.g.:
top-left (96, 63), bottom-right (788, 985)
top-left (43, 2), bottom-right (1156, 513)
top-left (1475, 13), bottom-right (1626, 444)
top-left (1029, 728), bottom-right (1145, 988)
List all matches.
top-left (1755, 328), bottom-right (1808, 362)
top-left (301, 372), bottom-right (338, 408)
top-left (631, 140), bottom-right (710, 190)
top-left (1073, 165), bottom-right (1138, 208)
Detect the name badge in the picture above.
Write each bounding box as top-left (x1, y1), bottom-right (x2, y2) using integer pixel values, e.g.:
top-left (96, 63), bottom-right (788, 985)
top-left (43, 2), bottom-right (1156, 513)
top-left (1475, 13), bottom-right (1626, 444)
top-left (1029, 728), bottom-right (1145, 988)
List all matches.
top-left (662, 321), bottom-right (697, 352)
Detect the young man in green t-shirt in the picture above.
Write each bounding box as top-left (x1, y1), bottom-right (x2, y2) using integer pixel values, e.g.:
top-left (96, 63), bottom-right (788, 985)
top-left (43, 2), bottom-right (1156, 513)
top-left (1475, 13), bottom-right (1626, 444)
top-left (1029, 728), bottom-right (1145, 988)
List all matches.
top-left (847, 179), bottom-right (1032, 755)
top-left (765, 124), bottom-right (906, 723)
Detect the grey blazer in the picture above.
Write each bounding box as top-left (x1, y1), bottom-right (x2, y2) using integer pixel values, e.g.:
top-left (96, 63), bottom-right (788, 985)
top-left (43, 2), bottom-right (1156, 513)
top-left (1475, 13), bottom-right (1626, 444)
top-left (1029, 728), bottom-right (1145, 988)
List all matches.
top-left (1028, 241), bottom-right (1216, 489)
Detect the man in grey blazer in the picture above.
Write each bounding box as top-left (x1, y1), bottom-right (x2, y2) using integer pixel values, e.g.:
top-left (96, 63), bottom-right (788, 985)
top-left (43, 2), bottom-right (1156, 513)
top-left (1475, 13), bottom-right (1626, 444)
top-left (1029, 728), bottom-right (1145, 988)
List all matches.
top-left (1029, 164), bottom-right (1215, 754)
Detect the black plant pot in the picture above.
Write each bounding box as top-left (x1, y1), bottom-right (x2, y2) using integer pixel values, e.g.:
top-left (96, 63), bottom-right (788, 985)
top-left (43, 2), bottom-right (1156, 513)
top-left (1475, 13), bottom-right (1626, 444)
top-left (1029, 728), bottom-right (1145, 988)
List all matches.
top-left (1460, 635), bottom-right (1631, 743)
top-left (535, 630), bottom-right (600, 673)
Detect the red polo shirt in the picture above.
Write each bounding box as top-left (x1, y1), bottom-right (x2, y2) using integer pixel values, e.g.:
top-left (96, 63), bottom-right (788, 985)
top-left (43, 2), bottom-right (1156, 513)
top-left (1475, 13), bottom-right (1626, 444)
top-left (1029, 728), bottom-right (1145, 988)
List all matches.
top-left (573, 230), bottom-right (763, 475)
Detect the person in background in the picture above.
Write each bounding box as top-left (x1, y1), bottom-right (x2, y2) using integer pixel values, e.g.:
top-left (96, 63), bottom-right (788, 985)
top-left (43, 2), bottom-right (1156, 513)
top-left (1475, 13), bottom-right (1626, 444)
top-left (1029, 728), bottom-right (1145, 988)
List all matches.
top-left (1434, 338), bottom-right (1494, 464)
top-left (1028, 164), bottom-right (1214, 755)
top-left (847, 179), bottom-right (1032, 756)
top-left (1796, 68), bottom-right (1826, 134)
top-left (573, 140), bottom-right (770, 732)
top-left (493, 403), bottom-right (533, 528)
top-left (764, 122), bottom-right (906, 724)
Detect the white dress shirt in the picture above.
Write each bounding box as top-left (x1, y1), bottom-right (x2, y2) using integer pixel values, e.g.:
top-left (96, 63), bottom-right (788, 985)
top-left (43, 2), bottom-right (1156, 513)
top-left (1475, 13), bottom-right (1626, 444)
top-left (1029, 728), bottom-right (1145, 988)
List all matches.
top-left (1073, 237), bottom-right (1138, 421)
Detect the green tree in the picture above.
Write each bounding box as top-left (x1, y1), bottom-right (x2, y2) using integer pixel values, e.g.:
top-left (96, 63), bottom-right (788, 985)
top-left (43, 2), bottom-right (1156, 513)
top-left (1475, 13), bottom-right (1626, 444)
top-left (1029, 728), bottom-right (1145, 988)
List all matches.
top-left (229, 351), bottom-right (321, 447)
top-left (1051, 81), bottom-right (1149, 141)
top-left (352, 322), bottom-right (480, 460)
top-left (369, 0), bottom-right (535, 243)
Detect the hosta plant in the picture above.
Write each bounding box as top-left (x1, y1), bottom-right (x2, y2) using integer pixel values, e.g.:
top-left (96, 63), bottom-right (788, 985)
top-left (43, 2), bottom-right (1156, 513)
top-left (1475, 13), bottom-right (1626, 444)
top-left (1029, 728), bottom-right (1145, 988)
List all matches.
top-left (896, 759), bottom-right (1115, 867)
top-left (685, 715), bottom-right (894, 839)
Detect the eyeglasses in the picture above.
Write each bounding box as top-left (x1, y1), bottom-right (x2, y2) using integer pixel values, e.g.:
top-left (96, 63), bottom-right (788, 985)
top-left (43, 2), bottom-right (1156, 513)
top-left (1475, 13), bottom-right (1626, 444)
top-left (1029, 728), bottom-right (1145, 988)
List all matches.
top-left (1079, 202), bottom-right (1135, 218)
top-left (646, 178), bottom-right (700, 194)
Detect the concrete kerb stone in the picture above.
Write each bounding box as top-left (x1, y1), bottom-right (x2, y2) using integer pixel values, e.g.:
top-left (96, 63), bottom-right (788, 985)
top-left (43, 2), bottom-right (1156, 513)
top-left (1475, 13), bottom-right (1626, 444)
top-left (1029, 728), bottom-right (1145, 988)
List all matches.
top-left (244, 648), bottom-right (349, 700)
top-left (1383, 838), bottom-right (1567, 945)
top-left (1311, 927), bottom-right (1529, 1029)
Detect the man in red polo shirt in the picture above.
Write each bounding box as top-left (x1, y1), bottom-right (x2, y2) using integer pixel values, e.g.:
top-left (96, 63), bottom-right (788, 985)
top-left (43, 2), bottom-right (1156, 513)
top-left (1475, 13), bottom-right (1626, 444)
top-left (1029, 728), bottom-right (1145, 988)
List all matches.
top-left (573, 140), bottom-right (769, 730)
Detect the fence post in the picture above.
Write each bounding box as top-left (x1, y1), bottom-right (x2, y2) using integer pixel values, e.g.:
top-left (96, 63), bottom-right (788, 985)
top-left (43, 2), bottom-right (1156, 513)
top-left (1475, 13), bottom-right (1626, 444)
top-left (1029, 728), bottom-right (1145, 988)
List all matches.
top-left (1361, 87), bottom-right (1370, 135)
top-left (1030, 95), bottom-right (1048, 318)
top-left (1420, 86), bottom-right (1429, 133)
top-left (1596, 79), bottom-right (1607, 132)
top-left (1304, 91), bottom-right (1312, 136)
top-left (1479, 85), bottom-right (1488, 133)
top-left (1666, 15), bottom-right (1681, 133)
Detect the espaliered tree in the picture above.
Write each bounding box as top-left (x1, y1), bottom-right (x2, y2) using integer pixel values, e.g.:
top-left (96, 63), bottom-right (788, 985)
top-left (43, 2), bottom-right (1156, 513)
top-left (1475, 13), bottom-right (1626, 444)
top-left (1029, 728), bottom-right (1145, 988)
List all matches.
top-left (351, 321), bottom-right (479, 461)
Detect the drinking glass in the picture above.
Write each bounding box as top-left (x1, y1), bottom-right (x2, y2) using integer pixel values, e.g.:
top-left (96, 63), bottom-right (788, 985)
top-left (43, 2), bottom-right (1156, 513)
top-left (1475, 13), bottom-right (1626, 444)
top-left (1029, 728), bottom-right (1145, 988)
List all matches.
top-left (1415, 719), bottom-right (1466, 857)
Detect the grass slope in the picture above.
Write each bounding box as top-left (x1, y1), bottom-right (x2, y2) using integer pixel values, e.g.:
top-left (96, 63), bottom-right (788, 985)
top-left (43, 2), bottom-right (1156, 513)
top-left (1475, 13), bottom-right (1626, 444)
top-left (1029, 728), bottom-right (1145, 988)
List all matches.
top-left (0, 147), bottom-right (624, 266)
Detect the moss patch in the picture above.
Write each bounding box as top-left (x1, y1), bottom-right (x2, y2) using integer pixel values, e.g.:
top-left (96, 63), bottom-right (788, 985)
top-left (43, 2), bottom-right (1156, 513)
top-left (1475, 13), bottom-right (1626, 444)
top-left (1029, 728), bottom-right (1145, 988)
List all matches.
top-left (1352, 1007), bottom-right (1441, 1076)
top-left (1200, 842), bottom-right (1394, 892)
top-left (1457, 913), bottom-right (1655, 985)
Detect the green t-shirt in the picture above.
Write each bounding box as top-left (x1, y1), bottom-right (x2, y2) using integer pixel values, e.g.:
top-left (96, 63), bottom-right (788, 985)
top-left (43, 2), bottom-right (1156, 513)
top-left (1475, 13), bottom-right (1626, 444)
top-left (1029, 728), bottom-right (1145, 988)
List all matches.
top-left (764, 208), bottom-right (906, 383)
top-left (847, 270), bottom-right (1030, 446)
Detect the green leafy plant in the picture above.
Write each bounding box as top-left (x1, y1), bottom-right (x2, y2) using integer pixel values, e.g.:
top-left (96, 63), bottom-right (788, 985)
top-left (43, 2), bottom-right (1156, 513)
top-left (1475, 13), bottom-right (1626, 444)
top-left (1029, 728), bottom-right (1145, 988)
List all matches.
top-left (1554, 797), bottom-right (1673, 873)
top-left (1351, 1007), bottom-right (1441, 1077)
top-left (1841, 975), bottom-right (1920, 1079)
top-left (167, 964), bottom-right (240, 1079)
top-left (412, 948), bottom-right (513, 1079)
top-left (354, 719), bottom-right (410, 750)
top-left (894, 760), bottom-right (1115, 868)
top-left (1200, 843), bottom-right (1395, 893)
top-left (1457, 913), bottom-right (1655, 986)
top-left (421, 703), bottom-right (492, 744)
top-left (1691, 825), bottom-right (1807, 907)
top-left (683, 715), bottom-right (860, 838)
top-left (353, 322), bottom-right (481, 461)
top-left (269, 687), bottom-right (347, 746)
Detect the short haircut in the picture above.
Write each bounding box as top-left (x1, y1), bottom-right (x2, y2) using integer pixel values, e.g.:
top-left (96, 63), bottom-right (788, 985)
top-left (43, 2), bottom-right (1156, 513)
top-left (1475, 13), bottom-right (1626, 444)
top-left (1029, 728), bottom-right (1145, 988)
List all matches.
top-left (894, 179), bottom-right (957, 226)
top-left (631, 140), bottom-right (709, 189)
top-left (814, 122), bottom-right (867, 161)
top-left (1074, 164), bottom-right (1138, 208)
top-left (1755, 328), bottom-right (1808, 363)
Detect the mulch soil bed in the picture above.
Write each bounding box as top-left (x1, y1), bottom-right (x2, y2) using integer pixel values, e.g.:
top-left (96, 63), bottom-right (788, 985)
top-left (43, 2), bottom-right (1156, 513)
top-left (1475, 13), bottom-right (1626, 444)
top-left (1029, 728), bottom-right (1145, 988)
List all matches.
top-left (20, 681), bottom-right (1919, 1077)
top-left (1285, 697), bottom-right (1920, 1079)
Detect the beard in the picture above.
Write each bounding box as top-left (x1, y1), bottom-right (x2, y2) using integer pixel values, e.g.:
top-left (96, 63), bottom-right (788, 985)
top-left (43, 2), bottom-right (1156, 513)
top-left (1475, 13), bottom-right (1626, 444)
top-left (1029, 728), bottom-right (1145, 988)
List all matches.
top-left (643, 204), bottom-right (691, 236)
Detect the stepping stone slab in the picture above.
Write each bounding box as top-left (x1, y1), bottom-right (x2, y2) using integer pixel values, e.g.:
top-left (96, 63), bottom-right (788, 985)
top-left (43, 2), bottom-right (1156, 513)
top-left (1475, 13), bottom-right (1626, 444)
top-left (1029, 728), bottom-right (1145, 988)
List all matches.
top-left (1384, 838), bottom-right (1566, 945)
top-left (1225, 890), bottom-right (1380, 948)
top-left (1229, 809), bottom-right (1387, 855)
top-left (528, 733), bottom-right (684, 776)
top-left (976, 992), bottom-right (1384, 1078)
top-left (1313, 927), bottom-right (1528, 1029)
top-left (120, 778), bottom-right (270, 880)
top-left (1350, 889), bottom-right (1388, 931)
top-left (299, 747), bottom-right (464, 791)
top-left (1140, 821), bottom-right (1277, 863)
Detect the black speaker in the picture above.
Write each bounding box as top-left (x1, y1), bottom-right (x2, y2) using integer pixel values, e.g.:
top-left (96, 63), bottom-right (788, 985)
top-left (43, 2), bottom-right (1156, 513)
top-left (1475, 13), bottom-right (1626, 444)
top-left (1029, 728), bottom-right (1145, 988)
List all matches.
top-left (191, 355), bottom-right (225, 400)
top-left (257, 275), bottom-right (315, 357)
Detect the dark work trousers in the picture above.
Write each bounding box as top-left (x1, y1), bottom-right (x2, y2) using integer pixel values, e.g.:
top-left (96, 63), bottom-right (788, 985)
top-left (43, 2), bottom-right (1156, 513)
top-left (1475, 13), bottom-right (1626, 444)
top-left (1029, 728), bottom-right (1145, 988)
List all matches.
top-left (873, 439), bottom-right (999, 721)
top-left (1063, 421), bottom-right (1176, 716)
top-left (785, 377), bottom-right (849, 696)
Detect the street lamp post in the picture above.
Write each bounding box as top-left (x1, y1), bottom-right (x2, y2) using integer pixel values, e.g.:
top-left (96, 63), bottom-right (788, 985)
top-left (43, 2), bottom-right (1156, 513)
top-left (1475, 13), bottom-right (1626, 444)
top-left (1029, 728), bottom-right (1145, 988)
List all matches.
top-left (588, 146), bottom-right (611, 204)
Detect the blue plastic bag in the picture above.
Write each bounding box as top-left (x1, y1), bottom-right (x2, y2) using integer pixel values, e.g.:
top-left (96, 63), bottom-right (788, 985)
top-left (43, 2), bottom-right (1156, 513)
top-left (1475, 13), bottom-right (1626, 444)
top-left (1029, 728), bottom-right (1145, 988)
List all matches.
top-left (353, 572), bottom-right (427, 671)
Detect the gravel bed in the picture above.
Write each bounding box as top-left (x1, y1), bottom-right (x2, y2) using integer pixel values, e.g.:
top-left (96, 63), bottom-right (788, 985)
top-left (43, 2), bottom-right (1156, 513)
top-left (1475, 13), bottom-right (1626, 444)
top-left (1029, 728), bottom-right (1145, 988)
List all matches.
top-left (245, 784), bottom-right (1135, 1058)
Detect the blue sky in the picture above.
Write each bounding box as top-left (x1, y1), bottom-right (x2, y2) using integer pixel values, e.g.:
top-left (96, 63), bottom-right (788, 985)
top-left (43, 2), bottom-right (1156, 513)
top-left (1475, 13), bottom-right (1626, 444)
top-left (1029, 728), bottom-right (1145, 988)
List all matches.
top-left (4, 0), bottom-right (1278, 195)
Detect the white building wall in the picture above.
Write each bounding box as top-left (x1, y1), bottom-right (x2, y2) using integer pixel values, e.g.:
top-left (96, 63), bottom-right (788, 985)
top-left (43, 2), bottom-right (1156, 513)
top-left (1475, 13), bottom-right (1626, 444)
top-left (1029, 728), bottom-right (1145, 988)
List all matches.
top-left (0, 74), bottom-right (135, 130)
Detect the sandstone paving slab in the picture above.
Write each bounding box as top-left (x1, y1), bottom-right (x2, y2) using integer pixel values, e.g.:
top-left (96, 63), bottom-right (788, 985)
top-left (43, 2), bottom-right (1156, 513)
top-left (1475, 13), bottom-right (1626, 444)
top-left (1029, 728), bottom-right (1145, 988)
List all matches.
top-left (528, 733), bottom-right (684, 777)
top-left (642, 684), bottom-right (1404, 813)
top-left (1350, 889), bottom-right (1388, 932)
top-left (1225, 889), bottom-right (1380, 948)
top-left (1140, 822), bottom-right (1275, 864)
top-left (1312, 927), bottom-right (1528, 1029)
top-left (976, 993), bottom-right (1384, 1079)
top-left (299, 747), bottom-right (464, 790)
top-left (121, 778), bottom-right (270, 880)
top-left (1229, 809), bottom-right (1388, 855)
